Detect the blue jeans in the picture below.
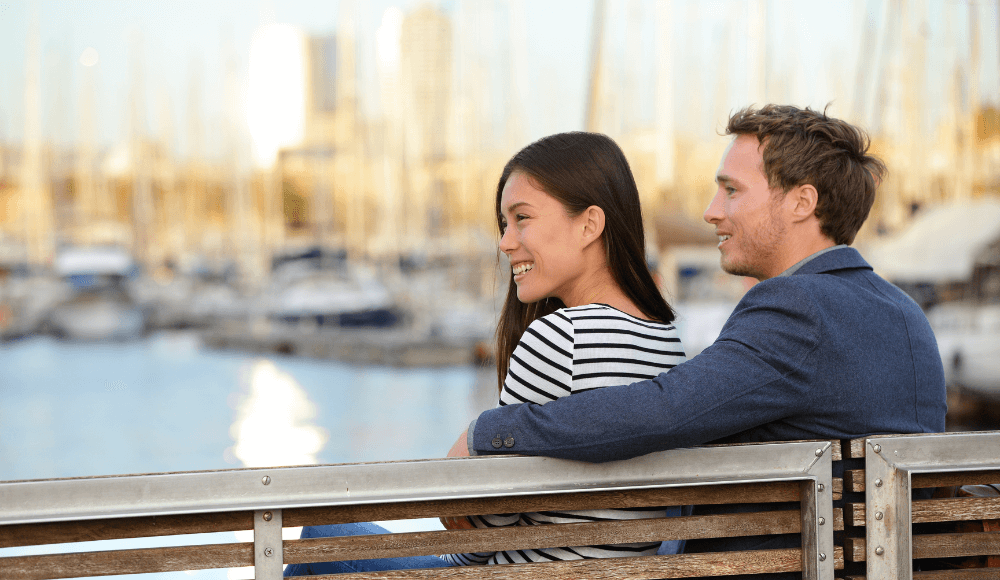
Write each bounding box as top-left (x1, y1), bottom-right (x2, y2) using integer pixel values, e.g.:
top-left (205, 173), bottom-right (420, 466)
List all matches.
top-left (284, 516), bottom-right (685, 576)
top-left (283, 522), bottom-right (452, 576)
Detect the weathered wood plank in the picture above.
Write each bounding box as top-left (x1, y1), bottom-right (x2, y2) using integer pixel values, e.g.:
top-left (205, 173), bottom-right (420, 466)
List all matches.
top-left (0, 511), bottom-right (254, 548)
top-left (834, 507), bottom-right (845, 531)
top-left (302, 548), bottom-right (809, 579)
top-left (913, 531), bottom-right (1000, 559)
top-left (844, 531), bottom-right (1000, 562)
top-left (845, 536), bottom-right (864, 562)
top-left (850, 496), bottom-right (1000, 526)
top-left (914, 497), bottom-right (1000, 523)
top-left (849, 503), bottom-right (864, 527)
top-left (912, 470), bottom-right (1000, 490)
top-left (912, 570), bottom-right (1000, 579)
top-left (846, 469), bottom-right (865, 493)
top-left (284, 511), bottom-right (802, 564)
top-left (282, 481), bottom-right (803, 528)
top-left (849, 438), bottom-right (866, 459)
top-left (848, 468), bottom-right (1000, 492)
top-left (0, 542), bottom-right (252, 579)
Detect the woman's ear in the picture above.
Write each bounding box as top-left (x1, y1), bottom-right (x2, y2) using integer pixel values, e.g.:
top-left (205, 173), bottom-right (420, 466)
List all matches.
top-left (581, 205), bottom-right (606, 245)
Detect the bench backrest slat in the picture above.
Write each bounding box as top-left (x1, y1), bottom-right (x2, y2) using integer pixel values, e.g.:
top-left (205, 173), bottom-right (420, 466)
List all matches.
top-left (0, 440), bottom-right (838, 579)
top-left (4, 542), bottom-right (252, 580)
top-left (0, 511), bottom-right (254, 549)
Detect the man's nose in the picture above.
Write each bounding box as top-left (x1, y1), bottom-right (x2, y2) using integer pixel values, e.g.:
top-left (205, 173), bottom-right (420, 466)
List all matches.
top-left (704, 190), bottom-right (724, 224)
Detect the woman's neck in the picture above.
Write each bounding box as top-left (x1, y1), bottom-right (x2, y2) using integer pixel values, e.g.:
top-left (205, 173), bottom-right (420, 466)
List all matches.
top-left (562, 266), bottom-right (646, 320)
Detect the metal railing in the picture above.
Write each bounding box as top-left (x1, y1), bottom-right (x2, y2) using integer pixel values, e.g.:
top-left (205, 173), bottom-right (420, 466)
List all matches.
top-left (0, 439), bottom-right (838, 580)
top-left (860, 431), bottom-right (1000, 579)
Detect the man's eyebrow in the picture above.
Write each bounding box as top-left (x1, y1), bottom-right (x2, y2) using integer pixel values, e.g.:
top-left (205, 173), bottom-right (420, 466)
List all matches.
top-left (715, 174), bottom-right (735, 185)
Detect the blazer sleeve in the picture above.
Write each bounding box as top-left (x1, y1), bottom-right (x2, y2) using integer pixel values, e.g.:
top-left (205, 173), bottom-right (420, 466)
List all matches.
top-left (471, 278), bottom-right (822, 462)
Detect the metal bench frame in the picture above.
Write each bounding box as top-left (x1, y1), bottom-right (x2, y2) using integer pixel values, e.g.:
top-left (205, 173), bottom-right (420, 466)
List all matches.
top-left (863, 431), bottom-right (1000, 579)
top-left (1, 439), bottom-right (837, 579)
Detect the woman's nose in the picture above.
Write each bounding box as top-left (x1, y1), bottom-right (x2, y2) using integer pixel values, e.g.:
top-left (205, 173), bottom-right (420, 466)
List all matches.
top-left (499, 226), bottom-right (516, 254)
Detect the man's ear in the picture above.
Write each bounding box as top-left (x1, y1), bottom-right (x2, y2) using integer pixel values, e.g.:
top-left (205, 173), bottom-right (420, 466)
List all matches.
top-left (786, 184), bottom-right (819, 223)
top-left (581, 205), bottom-right (606, 245)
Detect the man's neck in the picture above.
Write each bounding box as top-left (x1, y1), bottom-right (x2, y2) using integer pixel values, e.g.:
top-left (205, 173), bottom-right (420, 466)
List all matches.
top-left (778, 243), bottom-right (846, 278)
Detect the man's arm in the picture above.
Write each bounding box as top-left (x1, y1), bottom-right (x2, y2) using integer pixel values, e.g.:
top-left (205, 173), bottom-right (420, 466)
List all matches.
top-left (469, 279), bottom-right (821, 462)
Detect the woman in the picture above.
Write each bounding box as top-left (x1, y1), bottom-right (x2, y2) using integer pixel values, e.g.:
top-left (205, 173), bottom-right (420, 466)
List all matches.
top-left (285, 132), bottom-right (686, 575)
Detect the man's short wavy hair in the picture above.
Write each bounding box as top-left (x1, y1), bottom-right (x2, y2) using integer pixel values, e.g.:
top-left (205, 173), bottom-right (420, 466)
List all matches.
top-left (726, 104), bottom-right (887, 246)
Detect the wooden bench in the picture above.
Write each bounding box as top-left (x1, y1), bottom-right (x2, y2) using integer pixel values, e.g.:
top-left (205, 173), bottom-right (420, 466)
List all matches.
top-left (841, 431), bottom-right (1000, 580)
top-left (0, 439), bottom-right (840, 579)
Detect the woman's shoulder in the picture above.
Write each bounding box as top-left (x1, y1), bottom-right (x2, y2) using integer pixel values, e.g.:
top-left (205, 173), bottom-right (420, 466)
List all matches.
top-left (559, 303), bottom-right (676, 329)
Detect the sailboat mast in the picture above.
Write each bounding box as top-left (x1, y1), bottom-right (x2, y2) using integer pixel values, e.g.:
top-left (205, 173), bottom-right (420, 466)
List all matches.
top-left (584, 0), bottom-right (606, 132)
top-left (21, 10), bottom-right (54, 268)
top-left (128, 32), bottom-right (154, 270)
top-left (654, 0), bottom-right (675, 193)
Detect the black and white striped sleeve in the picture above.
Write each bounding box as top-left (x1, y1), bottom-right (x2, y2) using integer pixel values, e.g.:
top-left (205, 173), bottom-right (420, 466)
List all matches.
top-left (498, 311), bottom-right (574, 406)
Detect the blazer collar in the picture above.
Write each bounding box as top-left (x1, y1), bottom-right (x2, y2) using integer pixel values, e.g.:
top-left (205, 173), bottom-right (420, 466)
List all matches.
top-left (791, 246), bottom-right (873, 276)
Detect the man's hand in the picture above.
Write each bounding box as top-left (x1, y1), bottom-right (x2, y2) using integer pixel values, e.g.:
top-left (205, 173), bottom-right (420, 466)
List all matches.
top-left (447, 429), bottom-right (470, 458)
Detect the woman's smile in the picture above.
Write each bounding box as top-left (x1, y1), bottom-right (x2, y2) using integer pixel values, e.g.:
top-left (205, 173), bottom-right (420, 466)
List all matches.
top-left (511, 262), bottom-right (534, 278)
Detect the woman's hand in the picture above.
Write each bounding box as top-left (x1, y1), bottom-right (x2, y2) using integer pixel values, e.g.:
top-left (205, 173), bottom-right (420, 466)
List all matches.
top-left (441, 430), bottom-right (473, 529)
top-left (440, 515), bottom-right (476, 530)
top-left (447, 429), bottom-right (470, 458)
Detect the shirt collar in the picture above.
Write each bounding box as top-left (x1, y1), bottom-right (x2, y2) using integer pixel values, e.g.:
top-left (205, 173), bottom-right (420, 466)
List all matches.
top-left (778, 244), bottom-right (848, 277)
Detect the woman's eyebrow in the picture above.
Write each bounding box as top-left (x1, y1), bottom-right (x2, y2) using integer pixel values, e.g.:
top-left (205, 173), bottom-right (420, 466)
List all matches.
top-left (504, 201), bottom-right (531, 213)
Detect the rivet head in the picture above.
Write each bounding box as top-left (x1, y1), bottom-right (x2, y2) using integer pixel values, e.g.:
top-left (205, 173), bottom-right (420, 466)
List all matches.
top-left (262, 476), bottom-right (271, 486)
top-left (818, 517), bottom-right (826, 526)
top-left (875, 546), bottom-right (885, 556)
top-left (875, 511), bottom-right (884, 521)
top-left (873, 444), bottom-right (882, 453)
top-left (874, 478), bottom-right (883, 487)
top-left (263, 511), bottom-right (273, 522)
top-left (815, 448), bottom-right (824, 457)
top-left (818, 552), bottom-right (827, 562)
top-left (817, 483), bottom-right (825, 492)
top-left (264, 547), bottom-right (273, 557)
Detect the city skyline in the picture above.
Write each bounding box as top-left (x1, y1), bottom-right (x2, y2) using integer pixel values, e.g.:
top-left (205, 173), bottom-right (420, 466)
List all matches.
top-left (3, 0), bottom-right (996, 161)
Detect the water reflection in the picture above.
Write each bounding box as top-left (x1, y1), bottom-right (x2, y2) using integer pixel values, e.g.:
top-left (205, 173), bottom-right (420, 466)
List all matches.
top-left (228, 359), bottom-right (328, 468)
top-left (0, 333), bottom-right (494, 579)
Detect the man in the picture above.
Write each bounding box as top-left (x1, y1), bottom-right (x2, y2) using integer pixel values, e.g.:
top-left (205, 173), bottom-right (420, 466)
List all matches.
top-left (449, 104), bottom-right (947, 575)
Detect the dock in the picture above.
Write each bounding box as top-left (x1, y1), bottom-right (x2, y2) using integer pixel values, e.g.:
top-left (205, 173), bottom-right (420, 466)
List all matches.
top-left (201, 323), bottom-right (493, 367)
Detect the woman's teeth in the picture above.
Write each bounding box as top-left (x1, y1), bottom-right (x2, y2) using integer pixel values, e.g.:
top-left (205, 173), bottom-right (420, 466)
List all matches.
top-left (513, 263), bottom-right (534, 275)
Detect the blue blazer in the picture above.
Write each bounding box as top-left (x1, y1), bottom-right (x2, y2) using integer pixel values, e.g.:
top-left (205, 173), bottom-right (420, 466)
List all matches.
top-left (472, 246), bottom-right (947, 462)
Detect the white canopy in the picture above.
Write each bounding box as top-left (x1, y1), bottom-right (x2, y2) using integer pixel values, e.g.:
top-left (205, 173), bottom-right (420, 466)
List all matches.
top-left (866, 200), bottom-right (1000, 283)
top-left (54, 246), bottom-right (134, 277)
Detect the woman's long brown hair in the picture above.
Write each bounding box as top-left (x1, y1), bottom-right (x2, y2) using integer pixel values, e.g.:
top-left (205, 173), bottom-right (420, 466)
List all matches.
top-left (494, 132), bottom-right (675, 394)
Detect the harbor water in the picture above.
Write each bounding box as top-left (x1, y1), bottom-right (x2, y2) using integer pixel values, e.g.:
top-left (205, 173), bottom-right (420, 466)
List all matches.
top-left (0, 331), bottom-right (497, 579)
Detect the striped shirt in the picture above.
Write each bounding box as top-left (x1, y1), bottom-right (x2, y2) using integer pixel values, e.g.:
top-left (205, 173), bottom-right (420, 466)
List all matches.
top-left (445, 304), bottom-right (687, 566)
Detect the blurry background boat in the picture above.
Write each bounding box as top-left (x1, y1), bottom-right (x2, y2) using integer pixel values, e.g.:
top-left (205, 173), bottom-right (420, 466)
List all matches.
top-left (265, 246), bottom-right (401, 329)
top-left (43, 245), bottom-right (146, 340)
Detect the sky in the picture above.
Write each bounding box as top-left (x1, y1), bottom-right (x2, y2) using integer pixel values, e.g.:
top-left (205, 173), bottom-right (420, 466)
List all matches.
top-left (0, 0), bottom-right (997, 161)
